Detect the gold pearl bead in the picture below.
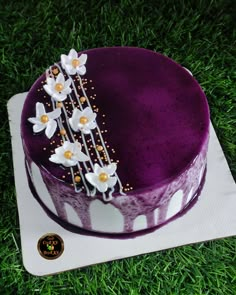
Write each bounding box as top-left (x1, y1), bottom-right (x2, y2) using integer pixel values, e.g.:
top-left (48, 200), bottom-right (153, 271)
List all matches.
top-left (96, 145), bottom-right (103, 152)
top-left (74, 176), bottom-right (81, 183)
top-left (64, 150), bottom-right (73, 159)
top-left (60, 129), bottom-right (66, 136)
top-left (56, 102), bottom-right (63, 108)
top-left (99, 172), bottom-right (108, 182)
top-left (55, 83), bottom-right (64, 92)
top-left (40, 115), bottom-right (49, 123)
top-left (79, 116), bottom-right (88, 125)
top-left (80, 96), bottom-right (86, 103)
top-left (72, 59), bottom-right (80, 68)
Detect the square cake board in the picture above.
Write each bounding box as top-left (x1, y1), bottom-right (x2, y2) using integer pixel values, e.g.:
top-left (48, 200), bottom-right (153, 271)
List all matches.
top-left (8, 93), bottom-right (236, 276)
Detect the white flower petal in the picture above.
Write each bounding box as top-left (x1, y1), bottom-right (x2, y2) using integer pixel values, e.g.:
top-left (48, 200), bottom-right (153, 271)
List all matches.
top-left (45, 120), bottom-right (57, 139)
top-left (52, 92), bottom-right (67, 101)
top-left (55, 146), bottom-right (64, 156)
top-left (36, 102), bottom-right (45, 117)
top-left (69, 48), bottom-right (77, 59)
top-left (61, 54), bottom-right (69, 68)
top-left (28, 117), bottom-right (40, 124)
top-left (65, 64), bottom-right (77, 75)
top-left (49, 154), bottom-right (62, 164)
top-left (63, 141), bottom-right (74, 151)
top-left (83, 107), bottom-right (93, 117)
top-left (86, 121), bottom-right (97, 130)
top-left (104, 163), bottom-right (117, 175)
top-left (68, 117), bottom-right (78, 132)
top-left (77, 65), bottom-right (86, 75)
top-left (43, 84), bottom-right (53, 96)
top-left (74, 151), bottom-right (89, 162)
top-left (85, 173), bottom-right (98, 187)
top-left (64, 78), bottom-right (72, 89)
top-left (87, 112), bottom-right (97, 122)
top-left (80, 127), bottom-right (91, 134)
top-left (56, 73), bottom-right (65, 84)
top-left (33, 123), bottom-right (46, 133)
top-left (69, 108), bottom-right (81, 131)
top-left (47, 108), bottom-right (61, 120)
top-left (107, 176), bottom-right (117, 188)
top-left (96, 181), bottom-right (108, 193)
top-left (78, 54), bottom-right (87, 65)
top-left (94, 163), bottom-right (103, 175)
top-left (46, 77), bottom-right (55, 87)
top-left (63, 159), bottom-right (77, 167)
top-left (61, 87), bottom-right (72, 95)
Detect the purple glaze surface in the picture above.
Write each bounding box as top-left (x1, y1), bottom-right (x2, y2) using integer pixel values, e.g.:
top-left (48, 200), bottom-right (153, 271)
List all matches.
top-left (21, 47), bottom-right (209, 191)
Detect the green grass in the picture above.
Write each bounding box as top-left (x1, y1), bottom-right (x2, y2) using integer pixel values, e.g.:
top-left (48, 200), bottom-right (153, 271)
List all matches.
top-left (0, 0), bottom-right (236, 294)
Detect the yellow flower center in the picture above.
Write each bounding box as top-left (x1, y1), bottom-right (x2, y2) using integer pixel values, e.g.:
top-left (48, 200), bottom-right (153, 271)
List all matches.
top-left (40, 115), bottom-right (49, 123)
top-left (99, 172), bottom-right (108, 182)
top-left (64, 150), bottom-right (73, 159)
top-left (55, 83), bottom-right (64, 92)
top-left (72, 59), bottom-right (80, 68)
top-left (79, 116), bottom-right (89, 125)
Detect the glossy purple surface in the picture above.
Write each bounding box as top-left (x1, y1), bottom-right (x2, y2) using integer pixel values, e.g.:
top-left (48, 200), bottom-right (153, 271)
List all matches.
top-left (21, 47), bottom-right (209, 191)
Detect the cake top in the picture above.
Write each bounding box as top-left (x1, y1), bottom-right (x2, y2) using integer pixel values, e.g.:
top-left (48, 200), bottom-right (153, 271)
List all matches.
top-left (21, 47), bottom-right (209, 200)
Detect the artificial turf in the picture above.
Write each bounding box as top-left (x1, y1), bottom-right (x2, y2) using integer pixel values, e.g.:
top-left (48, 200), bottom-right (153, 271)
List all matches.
top-left (0, 0), bottom-right (236, 294)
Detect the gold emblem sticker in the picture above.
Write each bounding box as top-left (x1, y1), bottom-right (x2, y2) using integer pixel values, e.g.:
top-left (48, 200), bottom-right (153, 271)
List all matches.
top-left (37, 233), bottom-right (64, 260)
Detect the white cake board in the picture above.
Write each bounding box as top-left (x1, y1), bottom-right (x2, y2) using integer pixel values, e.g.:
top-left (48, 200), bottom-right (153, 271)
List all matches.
top-left (8, 92), bottom-right (236, 276)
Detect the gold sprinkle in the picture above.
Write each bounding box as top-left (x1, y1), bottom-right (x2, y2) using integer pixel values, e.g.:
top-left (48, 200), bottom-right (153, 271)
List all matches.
top-left (74, 176), bottom-right (81, 183)
top-left (80, 96), bottom-right (86, 103)
top-left (96, 145), bottom-right (103, 152)
top-left (57, 102), bottom-right (63, 108)
top-left (60, 129), bottom-right (66, 136)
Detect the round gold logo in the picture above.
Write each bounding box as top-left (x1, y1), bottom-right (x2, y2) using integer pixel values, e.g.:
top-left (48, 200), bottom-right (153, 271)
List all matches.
top-left (37, 233), bottom-right (64, 260)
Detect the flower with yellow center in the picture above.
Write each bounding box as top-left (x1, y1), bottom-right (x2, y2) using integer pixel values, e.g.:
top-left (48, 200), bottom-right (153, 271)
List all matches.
top-left (85, 163), bottom-right (117, 193)
top-left (69, 107), bottom-right (97, 134)
top-left (43, 73), bottom-right (72, 102)
top-left (49, 141), bottom-right (89, 167)
top-left (28, 102), bottom-right (61, 139)
top-left (61, 48), bottom-right (88, 75)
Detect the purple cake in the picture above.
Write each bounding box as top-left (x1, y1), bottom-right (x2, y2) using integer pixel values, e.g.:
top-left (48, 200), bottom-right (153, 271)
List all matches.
top-left (21, 47), bottom-right (209, 237)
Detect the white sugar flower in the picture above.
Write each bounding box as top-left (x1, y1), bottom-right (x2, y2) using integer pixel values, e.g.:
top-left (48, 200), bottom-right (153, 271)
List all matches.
top-left (61, 49), bottom-right (87, 75)
top-left (49, 141), bottom-right (89, 167)
top-left (43, 72), bottom-right (72, 101)
top-left (85, 163), bottom-right (117, 193)
top-left (69, 107), bottom-right (97, 134)
top-left (28, 102), bottom-right (61, 139)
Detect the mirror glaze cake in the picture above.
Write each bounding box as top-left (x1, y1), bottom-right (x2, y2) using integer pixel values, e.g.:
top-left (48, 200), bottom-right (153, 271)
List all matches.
top-left (21, 47), bottom-right (209, 237)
